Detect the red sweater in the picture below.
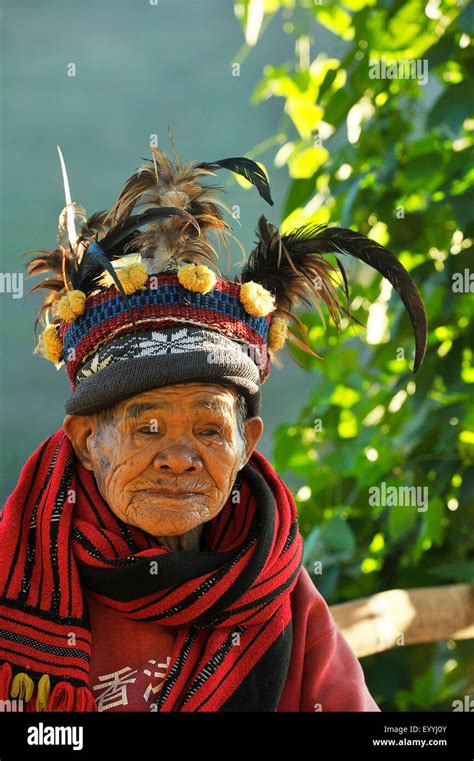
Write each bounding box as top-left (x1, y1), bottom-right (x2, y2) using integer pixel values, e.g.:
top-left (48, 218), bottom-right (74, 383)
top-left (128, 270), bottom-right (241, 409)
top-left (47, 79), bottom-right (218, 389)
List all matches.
top-left (83, 566), bottom-right (380, 712)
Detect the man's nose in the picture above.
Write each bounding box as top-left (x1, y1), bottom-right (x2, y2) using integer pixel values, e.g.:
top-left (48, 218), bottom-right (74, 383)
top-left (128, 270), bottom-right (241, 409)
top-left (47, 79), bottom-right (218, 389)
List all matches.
top-left (152, 442), bottom-right (203, 473)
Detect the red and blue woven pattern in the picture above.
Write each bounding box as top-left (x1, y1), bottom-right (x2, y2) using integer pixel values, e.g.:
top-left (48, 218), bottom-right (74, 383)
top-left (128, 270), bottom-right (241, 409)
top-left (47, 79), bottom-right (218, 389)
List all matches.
top-left (60, 273), bottom-right (271, 387)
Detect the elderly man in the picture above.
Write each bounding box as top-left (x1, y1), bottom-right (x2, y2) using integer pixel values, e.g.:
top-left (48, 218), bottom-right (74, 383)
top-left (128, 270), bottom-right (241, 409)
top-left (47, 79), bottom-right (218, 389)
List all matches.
top-left (0, 142), bottom-right (426, 712)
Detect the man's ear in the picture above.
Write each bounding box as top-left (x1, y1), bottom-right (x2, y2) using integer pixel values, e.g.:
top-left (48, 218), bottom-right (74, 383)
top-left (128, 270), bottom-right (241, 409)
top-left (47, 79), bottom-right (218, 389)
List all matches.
top-left (63, 414), bottom-right (97, 471)
top-left (240, 417), bottom-right (264, 469)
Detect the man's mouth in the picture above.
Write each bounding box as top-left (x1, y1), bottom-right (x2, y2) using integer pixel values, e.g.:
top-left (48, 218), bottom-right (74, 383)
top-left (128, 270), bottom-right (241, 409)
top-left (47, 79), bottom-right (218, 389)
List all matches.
top-left (141, 488), bottom-right (200, 498)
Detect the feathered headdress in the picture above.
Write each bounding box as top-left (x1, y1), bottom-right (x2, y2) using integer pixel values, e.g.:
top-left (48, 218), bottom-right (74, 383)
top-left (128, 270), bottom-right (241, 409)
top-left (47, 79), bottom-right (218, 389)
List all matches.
top-left (24, 134), bottom-right (427, 417)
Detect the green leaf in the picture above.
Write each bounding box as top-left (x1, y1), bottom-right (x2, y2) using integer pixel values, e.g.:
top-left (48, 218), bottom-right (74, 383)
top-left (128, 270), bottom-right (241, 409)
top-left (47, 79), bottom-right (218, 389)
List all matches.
top-left (288, 145), bottom-right (329, 178)
top-left (428, 81), bottom-right (473, 135)
top-left (387, 502), bottom-right (418, 540)
top-left (321, 516), bottom-right (357, 553)
top-left (330, 384), bottom-right (361, 408)
top-left (285, 98), bottom-right (324, 141)
top-left (314, 7), bottom-right (355, 40)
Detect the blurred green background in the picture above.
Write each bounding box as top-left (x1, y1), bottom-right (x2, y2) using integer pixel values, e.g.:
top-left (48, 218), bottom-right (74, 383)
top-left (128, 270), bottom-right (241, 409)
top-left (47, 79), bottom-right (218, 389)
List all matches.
top-left (1, 0), bottom-right (473, 711)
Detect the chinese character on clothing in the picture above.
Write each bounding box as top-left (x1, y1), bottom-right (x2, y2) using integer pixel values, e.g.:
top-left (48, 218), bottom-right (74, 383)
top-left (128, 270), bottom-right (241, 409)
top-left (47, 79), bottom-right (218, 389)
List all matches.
top-left (143, 657), bottom-right (171, 702)
top-left (92, 666), bottom-right (138, 711)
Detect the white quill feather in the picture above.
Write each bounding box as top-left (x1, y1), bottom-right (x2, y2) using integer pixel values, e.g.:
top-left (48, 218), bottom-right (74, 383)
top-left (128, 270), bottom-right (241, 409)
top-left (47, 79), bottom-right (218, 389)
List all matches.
top-left (56, 145), bottom-right (77, 252)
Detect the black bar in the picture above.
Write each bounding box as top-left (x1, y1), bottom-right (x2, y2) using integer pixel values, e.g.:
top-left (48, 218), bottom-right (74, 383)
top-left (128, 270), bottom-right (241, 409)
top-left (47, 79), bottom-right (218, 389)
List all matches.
top-left (0, 710), bottom-right (472, 759)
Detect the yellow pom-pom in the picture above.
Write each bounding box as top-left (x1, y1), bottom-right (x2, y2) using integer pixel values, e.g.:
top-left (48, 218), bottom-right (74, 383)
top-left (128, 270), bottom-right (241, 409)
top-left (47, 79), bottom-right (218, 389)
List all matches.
top-left (41, 324), bottom-right (63, 363)
top-left (56, 290), bottom-right (87, 323)
top-left (36, 674), bottom-right (51, 712)
top-left (268, 316), bottom-right (288, 350)
top-left (117, 263), bottom-right (149, 295)
top-left (239, 281), bottom-right (275, 317)
top-left (177, 263), bottom-right (217, 293)
top-left (11, 672), bottom-right (35, 703)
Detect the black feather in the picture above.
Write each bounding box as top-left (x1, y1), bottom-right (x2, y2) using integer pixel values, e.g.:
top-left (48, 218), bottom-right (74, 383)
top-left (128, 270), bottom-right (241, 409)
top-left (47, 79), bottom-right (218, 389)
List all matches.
top-left (334, 255), bottom-right (350, 314)
top-left (240, 217), bottom-right (427, 372)
top-left (196, 157), bottom-right (273, 206)
top-left (73, 207), bottom-right (197, 292)
top-left (97, 206), bottom-right (199, 259)
top-left (75, 240), bottom-right (141, 346)
top-left (284, 225), bottom-right (427, 372)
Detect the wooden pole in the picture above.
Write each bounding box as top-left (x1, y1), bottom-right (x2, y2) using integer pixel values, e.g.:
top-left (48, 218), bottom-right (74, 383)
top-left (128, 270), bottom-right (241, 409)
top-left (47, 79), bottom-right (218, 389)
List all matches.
top-left (329, 584), bottom-right (474, 658)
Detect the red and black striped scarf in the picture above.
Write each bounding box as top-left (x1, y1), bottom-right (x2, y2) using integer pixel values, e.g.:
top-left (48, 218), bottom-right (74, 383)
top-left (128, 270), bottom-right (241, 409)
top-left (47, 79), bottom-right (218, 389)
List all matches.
top-left (0, 428), bottom-right (303, 711)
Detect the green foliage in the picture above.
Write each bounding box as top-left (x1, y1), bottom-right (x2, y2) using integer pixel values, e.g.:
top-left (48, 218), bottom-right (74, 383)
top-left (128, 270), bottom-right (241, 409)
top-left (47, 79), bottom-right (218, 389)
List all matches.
top-left (236, 0), bottom-right (474, 710)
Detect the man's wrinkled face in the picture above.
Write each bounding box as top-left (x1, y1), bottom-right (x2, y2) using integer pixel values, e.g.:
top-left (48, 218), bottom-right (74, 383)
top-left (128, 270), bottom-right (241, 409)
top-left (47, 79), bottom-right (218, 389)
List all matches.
top-left (63, 383), bottom-right (263, 539)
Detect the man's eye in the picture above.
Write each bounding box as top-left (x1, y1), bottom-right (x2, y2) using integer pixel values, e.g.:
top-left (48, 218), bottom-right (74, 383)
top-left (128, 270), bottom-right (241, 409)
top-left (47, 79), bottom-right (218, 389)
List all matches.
top-left (136, 427), bottom-right (220, 436)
